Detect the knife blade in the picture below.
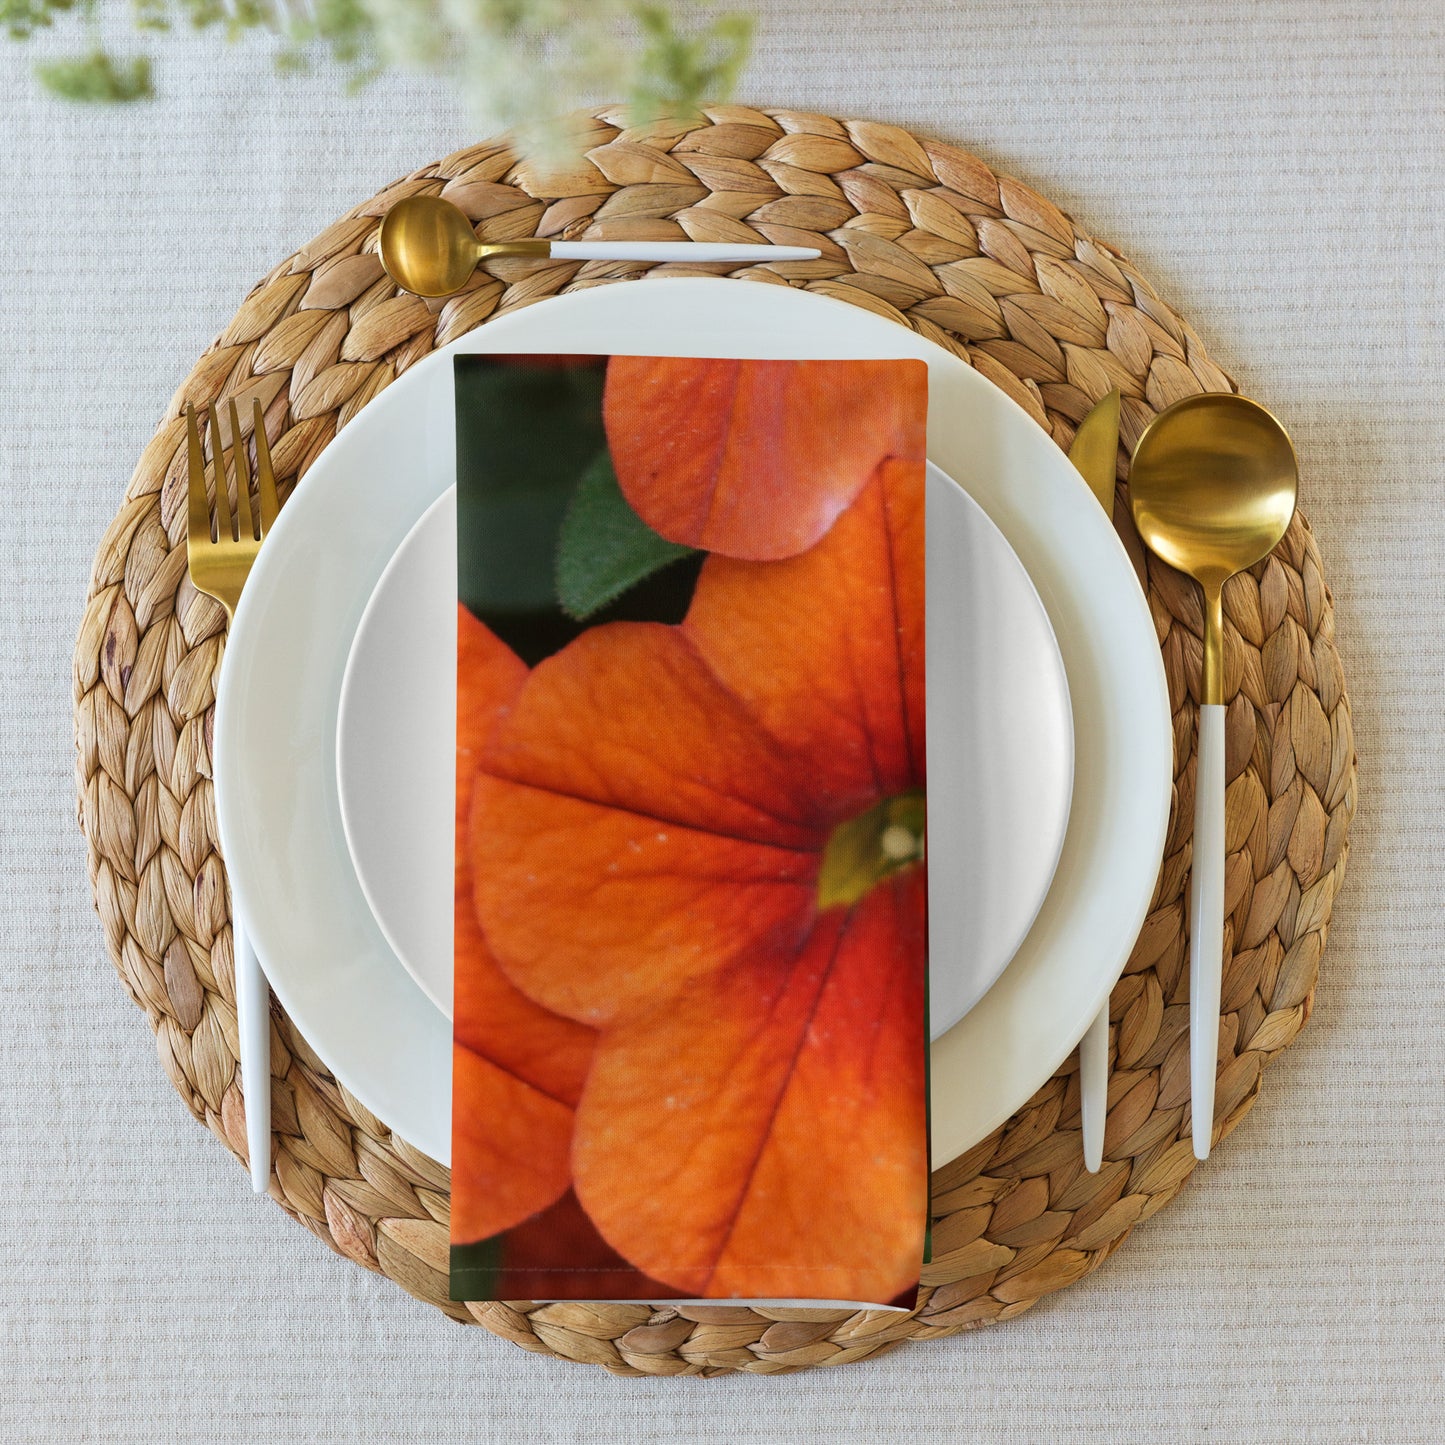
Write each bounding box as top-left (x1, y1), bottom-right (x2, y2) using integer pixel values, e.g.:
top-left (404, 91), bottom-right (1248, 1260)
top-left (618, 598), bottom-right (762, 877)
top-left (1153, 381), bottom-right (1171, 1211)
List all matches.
top-left (1067, 389), bottom-right (1121, 1173)
top-left (1069, 389), bottom-right (1121, 514)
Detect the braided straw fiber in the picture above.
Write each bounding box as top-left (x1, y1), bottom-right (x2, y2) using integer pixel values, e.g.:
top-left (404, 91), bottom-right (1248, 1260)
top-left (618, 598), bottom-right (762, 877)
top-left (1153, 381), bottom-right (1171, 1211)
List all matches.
top-left (73, 106), bottom-right (1355, 1377)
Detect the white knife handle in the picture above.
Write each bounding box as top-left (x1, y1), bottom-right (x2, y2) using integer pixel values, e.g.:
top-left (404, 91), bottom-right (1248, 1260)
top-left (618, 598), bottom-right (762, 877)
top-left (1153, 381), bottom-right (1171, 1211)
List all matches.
top-left (1190, 702), bottom-right (1227, 1160)
top-left (1080, 1007), bottom-right (1109, 1173)
top-left (547, 240), bottom-right (818, 263)
top-left (234, 911), bottom-right (272, 1192)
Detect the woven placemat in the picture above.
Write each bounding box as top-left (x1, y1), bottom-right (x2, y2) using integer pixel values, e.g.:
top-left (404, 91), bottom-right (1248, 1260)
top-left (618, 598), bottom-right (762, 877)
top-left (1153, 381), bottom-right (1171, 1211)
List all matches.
top-left (72, 105), bottom-right (1356, 1377)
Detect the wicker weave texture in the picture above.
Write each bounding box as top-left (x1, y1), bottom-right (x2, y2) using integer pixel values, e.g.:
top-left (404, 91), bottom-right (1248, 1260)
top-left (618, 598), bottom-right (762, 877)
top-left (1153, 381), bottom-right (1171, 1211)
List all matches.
top-left (71, 106), bottom-right (1355, 1377)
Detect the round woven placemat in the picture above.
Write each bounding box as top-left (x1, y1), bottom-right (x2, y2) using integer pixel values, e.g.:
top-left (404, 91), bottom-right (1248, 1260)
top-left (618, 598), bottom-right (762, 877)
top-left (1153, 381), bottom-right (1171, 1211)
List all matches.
top-left (73, 105), bottom-right (1356, 1377)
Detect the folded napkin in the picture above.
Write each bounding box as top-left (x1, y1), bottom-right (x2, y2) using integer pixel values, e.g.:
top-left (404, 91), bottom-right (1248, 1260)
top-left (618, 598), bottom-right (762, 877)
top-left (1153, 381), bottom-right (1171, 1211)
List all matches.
top-left (451, 351), bottom-right (930, 1306)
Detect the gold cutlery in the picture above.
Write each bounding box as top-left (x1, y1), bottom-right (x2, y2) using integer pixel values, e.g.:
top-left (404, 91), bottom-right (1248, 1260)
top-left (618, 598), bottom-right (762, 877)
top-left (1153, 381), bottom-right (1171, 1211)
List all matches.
top-left (186, 398), bottom-right (281, 1192)
top-left (1130, 394), bottom-right (1298, 1159)
top-left (1067, 389), bottom-right (1121, 1173)
top-left (1069, 390), bottom-right (1121, 516)
top-left (378, 195), bottom-right (821, 299)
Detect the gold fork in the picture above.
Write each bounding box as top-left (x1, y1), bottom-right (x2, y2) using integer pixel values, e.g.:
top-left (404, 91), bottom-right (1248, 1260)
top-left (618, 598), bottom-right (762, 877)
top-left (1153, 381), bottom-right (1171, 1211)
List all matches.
top-left (186, 397), bottom-right (279, 1193)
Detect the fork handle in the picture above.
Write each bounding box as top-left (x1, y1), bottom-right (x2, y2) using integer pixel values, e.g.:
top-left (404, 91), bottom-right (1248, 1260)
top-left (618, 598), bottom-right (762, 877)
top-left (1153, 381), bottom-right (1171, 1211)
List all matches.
top-left (234, 911), bottom-right (272, 1192)
top-left (1190, 703), bottom-right (1226, 1160)
top-left (1079, 1007), bottom-right (1109, 1172)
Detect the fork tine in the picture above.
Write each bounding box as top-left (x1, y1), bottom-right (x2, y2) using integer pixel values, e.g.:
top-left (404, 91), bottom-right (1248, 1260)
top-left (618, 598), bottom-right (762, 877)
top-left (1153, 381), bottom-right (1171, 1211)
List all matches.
top-left (209, 403), bottom-right (233, 542)
top-left (229, 399), bottom-right (255, 542)
top-left (253, 399), bottom-right (280, 536)
top-left (185, 404), bottom-right (212, 546)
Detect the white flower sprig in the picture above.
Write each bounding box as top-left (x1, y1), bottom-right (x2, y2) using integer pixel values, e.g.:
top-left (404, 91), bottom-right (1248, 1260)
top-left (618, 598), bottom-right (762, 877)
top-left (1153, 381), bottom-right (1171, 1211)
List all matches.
top-left (4, 0), bottom-right (752, 156)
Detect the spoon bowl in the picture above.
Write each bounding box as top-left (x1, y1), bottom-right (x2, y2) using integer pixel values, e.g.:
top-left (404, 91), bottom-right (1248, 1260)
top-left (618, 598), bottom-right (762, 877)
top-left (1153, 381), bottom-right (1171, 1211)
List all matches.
top-left (378, 195), bottom-right (490, 298)
top-left (1130, 394), bottom-right (1298, 595)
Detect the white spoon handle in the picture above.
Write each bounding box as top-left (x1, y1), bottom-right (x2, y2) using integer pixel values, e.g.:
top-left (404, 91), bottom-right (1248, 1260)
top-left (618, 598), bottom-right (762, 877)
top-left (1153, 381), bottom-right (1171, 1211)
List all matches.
top-left (548, 240), bottom-right (819, 263)
top-left (234, 913), bottom-right (272, 1192)
top-left (1080, 1008), bottom-right (1109, 1172)
top-left (1190, 702), bottom-right (1227, 1159)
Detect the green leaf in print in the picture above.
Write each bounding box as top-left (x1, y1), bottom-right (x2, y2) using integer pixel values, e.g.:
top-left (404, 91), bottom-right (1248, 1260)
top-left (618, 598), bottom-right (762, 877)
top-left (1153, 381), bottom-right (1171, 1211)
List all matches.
top-left (555, 452), bottom-right (697, 621)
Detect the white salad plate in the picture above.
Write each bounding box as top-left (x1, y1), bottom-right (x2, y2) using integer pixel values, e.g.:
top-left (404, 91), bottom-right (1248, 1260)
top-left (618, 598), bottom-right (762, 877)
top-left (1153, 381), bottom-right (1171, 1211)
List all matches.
top-left (335, 459), bottom-right (1073, 1033)
top-left (215, 277), bottom-right (1172, 1168)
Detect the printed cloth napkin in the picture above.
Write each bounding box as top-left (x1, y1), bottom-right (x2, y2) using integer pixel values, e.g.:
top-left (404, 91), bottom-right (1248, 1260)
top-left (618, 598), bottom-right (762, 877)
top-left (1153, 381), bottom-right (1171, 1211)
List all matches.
top-left (451, 353), bottom-right (929, 1306)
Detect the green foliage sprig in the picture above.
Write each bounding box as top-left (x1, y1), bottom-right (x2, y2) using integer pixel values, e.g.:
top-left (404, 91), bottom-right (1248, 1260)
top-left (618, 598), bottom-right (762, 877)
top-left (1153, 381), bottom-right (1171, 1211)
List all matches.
top-left (4, 0), bottom-right (752, 155)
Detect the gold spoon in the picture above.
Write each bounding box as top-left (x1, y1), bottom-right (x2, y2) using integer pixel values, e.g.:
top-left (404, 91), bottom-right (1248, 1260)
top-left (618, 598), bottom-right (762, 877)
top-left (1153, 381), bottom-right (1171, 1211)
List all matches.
top-left (377, 194), bottom-right (819, 299)
top-left (1130, 393), bottom-right (1298, 1160)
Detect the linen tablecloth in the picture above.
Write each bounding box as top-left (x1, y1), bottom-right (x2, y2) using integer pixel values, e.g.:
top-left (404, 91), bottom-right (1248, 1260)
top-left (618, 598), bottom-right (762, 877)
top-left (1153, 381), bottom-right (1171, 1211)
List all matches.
top-left (1, 3), bottom-right (1440, 1439)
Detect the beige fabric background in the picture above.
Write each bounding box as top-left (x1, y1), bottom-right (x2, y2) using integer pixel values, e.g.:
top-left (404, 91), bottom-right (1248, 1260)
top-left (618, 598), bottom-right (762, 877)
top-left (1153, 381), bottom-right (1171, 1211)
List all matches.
top-left (1, 2), bottom-right (1440, 1440)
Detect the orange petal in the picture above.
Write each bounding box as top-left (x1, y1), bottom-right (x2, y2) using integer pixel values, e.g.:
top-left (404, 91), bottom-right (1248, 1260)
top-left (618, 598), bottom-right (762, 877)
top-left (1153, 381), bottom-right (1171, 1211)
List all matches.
top-left (472, 621), bottom-right (824, 1025)
top-left (457, 603), bottom-right (526, 892)
top-left (454, 605), bottom-right (595, 1243)
top-left (451, 1042), bottom-right (576, 1245)
top-left (572, 868), bottom-right (928, 1302)
top-left (604, 357), bottom-right (927, 560)
top-left (454, 858), bottom-right (593, 1108)
top-left (684, 456), bottom-right (926, 802)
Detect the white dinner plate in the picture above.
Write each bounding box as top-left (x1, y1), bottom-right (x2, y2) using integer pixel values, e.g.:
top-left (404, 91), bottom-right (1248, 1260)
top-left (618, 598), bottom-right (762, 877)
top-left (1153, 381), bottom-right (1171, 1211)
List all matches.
top-left (335, 462), bottom-right (1075, 1038)
top-left (215, 277), bottom-right (1171, 1168)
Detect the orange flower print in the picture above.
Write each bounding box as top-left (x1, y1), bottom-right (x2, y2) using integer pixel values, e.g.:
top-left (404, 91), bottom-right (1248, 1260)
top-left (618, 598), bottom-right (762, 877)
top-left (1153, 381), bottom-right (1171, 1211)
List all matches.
top-left (452, 605), bottom-right (595, 1245)
top-left (468, 456), bottom-right (927, 1301)
top-left (603, 357), bottom-right (927, 561)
